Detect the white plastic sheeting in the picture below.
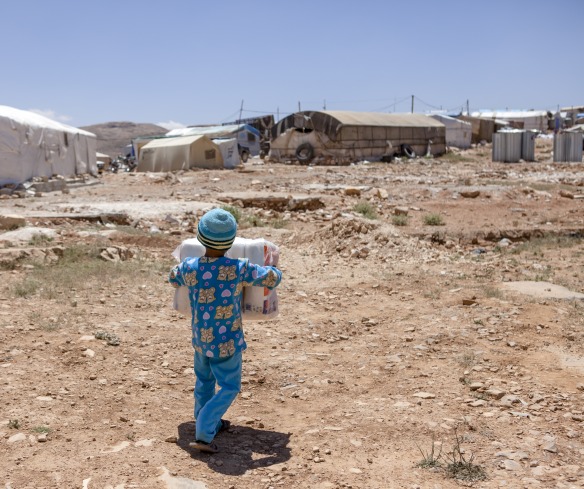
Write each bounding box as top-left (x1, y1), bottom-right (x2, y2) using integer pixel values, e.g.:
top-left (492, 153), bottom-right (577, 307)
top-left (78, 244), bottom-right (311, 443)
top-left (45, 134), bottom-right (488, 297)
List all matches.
top-left (0, 105), bottom-right (97, 185)
top-left (430, 114), bottom-right (471, 149)
top-left (213, 138), bottom-right (240, 169)
top-left (471, 110), bottom-right (549, 132)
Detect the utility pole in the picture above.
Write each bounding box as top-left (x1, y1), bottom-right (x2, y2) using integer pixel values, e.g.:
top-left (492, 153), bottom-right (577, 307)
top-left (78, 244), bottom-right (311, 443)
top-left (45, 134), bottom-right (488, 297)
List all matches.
top-left (298, 101), bottom-right (301, 112)
top-left (466, 99), bottom-right (470, 116)
top-left (411, 95), bottom-right (414, 113)
top-left (277, 107), bottom-right (279, 121)
top-left (323, 99), bottom-right (326, 110)
top-left (239, 99), bottom-right (244, 123)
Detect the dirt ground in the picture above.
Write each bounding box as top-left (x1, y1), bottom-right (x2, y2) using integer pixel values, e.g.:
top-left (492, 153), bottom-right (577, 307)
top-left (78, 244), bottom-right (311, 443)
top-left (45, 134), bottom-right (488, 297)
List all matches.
top-left (1, 138), bottom-right (584, 489)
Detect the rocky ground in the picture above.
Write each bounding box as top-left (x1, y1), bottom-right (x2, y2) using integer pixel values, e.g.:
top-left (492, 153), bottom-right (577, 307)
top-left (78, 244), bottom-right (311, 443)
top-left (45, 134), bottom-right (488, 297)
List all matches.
top-left (1, 138), bottom-right (584, 489)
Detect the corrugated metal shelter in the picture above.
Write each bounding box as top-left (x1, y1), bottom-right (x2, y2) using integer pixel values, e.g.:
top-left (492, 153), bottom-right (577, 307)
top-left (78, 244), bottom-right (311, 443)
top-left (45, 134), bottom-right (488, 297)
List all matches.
top-left (270, 111), bottom-right (446, 164)
top-left (137, 135), bottom-right (223, 172)
top-left (492, 130), bottom-right (536, 162)
top-left (472, 110), bottom-right (550, 132)
top-left (430, 114), bottom-right (471, 149)
top-left (0, 105), bottom-right (97, 186)
top-left (553, 133), bottom-right (583, 162)
top-left (492, 132), bottom-right (522, 162)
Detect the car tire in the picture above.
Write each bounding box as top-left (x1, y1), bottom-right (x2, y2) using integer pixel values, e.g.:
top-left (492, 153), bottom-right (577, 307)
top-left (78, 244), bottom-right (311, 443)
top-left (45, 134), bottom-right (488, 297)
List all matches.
top-left (295, 143), bottom-right (314, 163)
top-left (401, 144), bottom-right (415, 158)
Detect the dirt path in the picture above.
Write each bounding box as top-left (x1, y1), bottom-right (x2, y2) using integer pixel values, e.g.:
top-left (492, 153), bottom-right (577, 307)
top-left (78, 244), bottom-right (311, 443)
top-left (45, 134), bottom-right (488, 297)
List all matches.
top-left (1, 141), bottom-right (584, 488)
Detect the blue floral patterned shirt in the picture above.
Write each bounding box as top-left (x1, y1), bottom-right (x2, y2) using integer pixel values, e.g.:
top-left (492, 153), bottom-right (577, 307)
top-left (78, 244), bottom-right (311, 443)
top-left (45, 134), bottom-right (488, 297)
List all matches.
top-left (168, 256), bottom-right (282, 358)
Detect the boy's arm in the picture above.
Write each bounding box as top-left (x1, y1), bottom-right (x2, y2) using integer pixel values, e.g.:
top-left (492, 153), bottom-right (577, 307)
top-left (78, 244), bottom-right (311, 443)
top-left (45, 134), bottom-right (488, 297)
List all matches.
top-left (242, 262), bottom-right (282, 290)
top-left (168, 263), bottom-right (185, 288)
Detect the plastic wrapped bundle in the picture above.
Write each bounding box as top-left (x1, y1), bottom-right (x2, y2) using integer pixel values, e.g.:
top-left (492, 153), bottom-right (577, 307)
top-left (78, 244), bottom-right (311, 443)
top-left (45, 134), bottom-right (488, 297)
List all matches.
top-left (172, 237), bottom-right (280, 320)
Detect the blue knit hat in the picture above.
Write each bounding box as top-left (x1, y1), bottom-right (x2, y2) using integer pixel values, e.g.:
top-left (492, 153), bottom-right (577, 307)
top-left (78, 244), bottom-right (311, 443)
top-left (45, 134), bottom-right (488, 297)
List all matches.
top-left (197, 208), bottom-right (237, 250)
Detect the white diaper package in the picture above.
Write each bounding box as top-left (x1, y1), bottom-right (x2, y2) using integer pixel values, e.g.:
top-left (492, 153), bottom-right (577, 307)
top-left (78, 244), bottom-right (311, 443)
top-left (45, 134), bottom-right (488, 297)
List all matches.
top-left (172, 237), bottom-right (280, 320)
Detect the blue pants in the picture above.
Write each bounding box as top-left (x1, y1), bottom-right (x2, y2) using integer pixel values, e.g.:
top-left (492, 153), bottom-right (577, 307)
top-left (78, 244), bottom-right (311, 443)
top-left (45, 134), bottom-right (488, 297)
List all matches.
top-left (194, 351), bottom-right (242, 443)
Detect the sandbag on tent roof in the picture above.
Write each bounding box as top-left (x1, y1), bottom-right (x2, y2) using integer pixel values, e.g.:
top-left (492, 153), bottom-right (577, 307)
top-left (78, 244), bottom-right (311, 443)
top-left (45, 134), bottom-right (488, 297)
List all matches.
top-left (0, 105), bottom-right (97, 186)
top-left (137, 135), bottom-right (223, 172)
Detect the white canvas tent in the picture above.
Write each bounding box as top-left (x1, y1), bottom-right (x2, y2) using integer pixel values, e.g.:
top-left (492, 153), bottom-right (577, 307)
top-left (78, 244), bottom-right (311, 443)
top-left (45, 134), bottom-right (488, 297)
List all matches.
top-left (137, 135), bottom-right (223, 172)
top-left (430, 114), bottom-right (472, 149)
top-left (0, 105), bottom-right (97, 186)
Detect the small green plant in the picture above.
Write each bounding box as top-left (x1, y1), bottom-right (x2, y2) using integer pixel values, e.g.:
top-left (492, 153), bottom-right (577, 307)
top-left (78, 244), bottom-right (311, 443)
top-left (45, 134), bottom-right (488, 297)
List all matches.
top-left (443, 429), bottom-right (487, 481)
top-left (484, 286), bottom-right (504, 299)
top-left (220, 205), bottom-right (241, 223)
top-left (353, 201), bottom-right (378, 220)
top-left (391, 214), bottom-right (408, 226)
top-left (270, 217), bottom-right (289, 229)
top-left (416, 436), bottom-right (442, 469)
top-left (423, 213), bottom-right (445, 226)
top-left (8, 419), bottom-right (20, 429)
top-left (32, 426), bottom-right (51, 434)
top-left (458, 352), bottom-right (476, 369)
top-left (244, 215), bottom-right (265, 227)
top-left (28, 234), bottom-right (54, 246)
top-left (10, 278), bottom-right (41, 298)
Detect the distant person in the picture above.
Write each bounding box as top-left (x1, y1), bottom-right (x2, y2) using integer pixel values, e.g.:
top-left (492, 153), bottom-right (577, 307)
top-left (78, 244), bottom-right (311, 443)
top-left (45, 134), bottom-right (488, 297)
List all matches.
top-left (554, 110), bottom-right (562, 134)
top-left (168, 208), bottom-right (282, 453)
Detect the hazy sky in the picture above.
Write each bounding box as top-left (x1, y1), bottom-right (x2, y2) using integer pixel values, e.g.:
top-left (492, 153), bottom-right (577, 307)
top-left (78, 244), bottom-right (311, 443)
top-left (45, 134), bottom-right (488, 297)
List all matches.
top-left (1, 0), bottom-right (582, 129)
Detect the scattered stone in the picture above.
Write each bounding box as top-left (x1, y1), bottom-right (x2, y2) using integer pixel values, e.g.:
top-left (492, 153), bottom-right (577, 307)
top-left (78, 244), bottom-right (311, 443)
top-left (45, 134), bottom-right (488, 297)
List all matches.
top-left (460, 190), bottom-right (480, 198)
top-left (543, 439), bottom-right (557, 453)
top-left (8, 433), bottom-right (27, 443)
top-left (393, 207), bottom-right (409, 216)
top-left (486, 388), bottom-right (506, 399)
top-left (344, 187), bottom-right (361, 196)
top-left (158, 466), bottom-right (207, 489)
top-left (501, 459), bottom-right (522, 471)
top-left (469, 400), bottom-right (487, 407)
top-left (94, 330), bottom-right (120, 346)
top-left (349, 468), bottom-right (362, 474)
top-left (82, 349), bottom-right (95, 358)
top-left (37, 433), bottom-right (47, 442)
top-left (412, 392), bottom-right (435, 399)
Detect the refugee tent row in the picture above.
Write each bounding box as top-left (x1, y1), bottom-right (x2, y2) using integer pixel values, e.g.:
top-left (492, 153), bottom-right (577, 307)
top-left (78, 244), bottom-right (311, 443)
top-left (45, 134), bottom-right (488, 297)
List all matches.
top-left (0, 105), bottom-right (97, 186)
top-left (132, 124), bottom-right (261, 171)
top-left (167, 124), bottom-right (261, 162)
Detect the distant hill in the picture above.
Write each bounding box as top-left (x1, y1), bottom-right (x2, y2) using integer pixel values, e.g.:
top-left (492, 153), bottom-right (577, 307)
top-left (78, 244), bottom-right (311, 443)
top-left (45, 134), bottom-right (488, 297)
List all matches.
top-left (81, 122), bottom-right (167, 158)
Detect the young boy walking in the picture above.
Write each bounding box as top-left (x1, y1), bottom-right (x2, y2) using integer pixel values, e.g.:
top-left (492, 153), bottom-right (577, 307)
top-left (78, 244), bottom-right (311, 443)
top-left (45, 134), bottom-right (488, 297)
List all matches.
top-left (168, 208), bottom-right (282, 453)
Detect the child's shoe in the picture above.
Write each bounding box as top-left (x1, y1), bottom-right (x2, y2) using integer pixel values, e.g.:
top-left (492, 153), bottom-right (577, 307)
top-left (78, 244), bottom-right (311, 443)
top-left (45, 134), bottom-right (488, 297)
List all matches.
top-left (189, 439), bottom-right (219, 453)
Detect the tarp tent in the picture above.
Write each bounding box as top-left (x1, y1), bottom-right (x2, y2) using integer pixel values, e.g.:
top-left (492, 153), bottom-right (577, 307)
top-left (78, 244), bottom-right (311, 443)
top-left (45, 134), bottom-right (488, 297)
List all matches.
top-left (137, 135), bottom-right (223, 172)
top-left (270, 111), bottom-right (446, 164)
top-left (471, 110), bottom-right (550, 132)
top-left (430, 114), bottom-right (472, 149)
top-left (166, 124), bottom-right (261, 158)
top-left (213, 138), bottom-right (240, 169)
top-left (0, 105), bottom-right (96, 186)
